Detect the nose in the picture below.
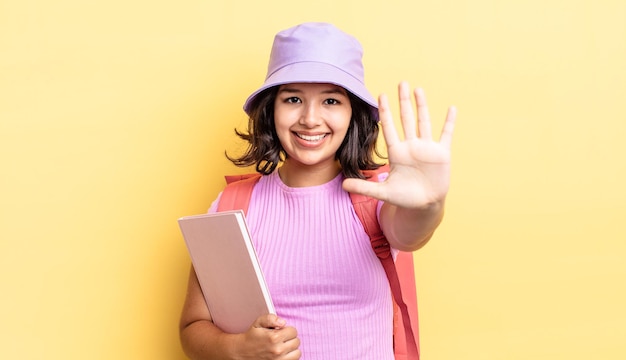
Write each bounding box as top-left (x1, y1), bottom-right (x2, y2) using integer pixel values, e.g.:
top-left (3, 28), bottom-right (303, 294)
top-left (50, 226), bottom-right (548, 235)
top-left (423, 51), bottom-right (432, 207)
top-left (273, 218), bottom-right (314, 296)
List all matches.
top-left (299, 103), bottom-right (321, 128)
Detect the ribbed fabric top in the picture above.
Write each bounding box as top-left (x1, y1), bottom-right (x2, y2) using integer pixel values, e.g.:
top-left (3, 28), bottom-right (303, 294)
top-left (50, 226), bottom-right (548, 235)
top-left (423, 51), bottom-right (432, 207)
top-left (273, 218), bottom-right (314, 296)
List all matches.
top-left (209, 170), bottom-right (393, 359)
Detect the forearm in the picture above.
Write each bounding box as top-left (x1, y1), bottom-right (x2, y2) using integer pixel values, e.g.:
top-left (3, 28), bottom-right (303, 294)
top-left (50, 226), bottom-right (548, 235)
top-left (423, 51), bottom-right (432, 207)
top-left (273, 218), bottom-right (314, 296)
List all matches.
top-left (380, 200), bottom-right (445, 252)
top-left (180, 319), bottom-right (239, 360)
top-left (180, 265), bottom-right (240, 360)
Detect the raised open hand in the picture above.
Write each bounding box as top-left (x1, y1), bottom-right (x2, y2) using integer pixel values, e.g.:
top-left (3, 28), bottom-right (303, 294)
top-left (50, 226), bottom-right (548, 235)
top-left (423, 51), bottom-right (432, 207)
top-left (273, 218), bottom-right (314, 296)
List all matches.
top-left (343, 82), bottom-right (456, 209)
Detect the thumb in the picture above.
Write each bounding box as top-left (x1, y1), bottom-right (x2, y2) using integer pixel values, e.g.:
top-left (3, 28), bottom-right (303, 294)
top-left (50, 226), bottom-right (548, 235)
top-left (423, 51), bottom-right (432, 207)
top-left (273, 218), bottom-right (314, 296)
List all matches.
top-left (254, 314), bottom-right (287, 330)
top-left (342, 178), bottom-right (385, 201)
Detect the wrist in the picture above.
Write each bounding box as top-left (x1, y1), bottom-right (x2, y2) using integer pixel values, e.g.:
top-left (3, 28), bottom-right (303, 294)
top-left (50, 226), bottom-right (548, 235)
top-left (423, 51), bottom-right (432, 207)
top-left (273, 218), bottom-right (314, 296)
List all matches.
top-left (221, 332), bottom-right (244, 360)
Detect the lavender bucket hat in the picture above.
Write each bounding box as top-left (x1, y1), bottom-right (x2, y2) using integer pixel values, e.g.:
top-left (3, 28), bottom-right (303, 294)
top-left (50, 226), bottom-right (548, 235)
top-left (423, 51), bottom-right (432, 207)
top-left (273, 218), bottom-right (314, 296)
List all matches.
top-left (243, 22), bottom-right (379, 119)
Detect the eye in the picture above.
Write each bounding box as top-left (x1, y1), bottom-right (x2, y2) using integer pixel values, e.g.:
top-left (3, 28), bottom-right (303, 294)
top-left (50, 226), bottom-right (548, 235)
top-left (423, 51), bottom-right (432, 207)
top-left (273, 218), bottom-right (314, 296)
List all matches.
top-left (324, 98), bottom-right (340, 105)
top-left (285, 97), bottom-right (301, 104)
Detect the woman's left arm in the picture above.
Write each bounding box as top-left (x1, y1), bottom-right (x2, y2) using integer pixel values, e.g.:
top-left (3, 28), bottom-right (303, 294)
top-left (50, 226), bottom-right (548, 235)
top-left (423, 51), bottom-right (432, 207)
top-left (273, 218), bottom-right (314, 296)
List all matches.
top-left (343, 82), bottom-right (457, 251)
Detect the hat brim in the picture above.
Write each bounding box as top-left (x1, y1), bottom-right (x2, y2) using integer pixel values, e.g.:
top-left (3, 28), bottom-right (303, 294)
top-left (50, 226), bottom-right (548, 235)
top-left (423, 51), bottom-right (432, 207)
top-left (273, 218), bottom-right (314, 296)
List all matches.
top-left (243, 62), bottom-right (379, 120)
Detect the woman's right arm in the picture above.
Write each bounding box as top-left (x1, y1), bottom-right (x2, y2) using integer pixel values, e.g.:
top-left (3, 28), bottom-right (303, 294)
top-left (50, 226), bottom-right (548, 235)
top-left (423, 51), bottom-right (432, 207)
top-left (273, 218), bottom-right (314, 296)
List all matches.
top-left (179, 266), bottom-right (301, 360)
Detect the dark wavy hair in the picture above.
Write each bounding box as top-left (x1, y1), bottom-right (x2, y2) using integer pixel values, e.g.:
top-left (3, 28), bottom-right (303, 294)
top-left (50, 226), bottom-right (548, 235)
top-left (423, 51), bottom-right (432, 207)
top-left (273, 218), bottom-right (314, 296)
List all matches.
top-left (226, 86), bottom-right (384, 179)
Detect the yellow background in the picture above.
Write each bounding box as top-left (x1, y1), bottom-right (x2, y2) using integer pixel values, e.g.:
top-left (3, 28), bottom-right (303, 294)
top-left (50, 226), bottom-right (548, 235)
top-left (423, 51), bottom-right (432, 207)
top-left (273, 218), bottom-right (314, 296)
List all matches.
top-left (1, 0), bottom-right (625, 359)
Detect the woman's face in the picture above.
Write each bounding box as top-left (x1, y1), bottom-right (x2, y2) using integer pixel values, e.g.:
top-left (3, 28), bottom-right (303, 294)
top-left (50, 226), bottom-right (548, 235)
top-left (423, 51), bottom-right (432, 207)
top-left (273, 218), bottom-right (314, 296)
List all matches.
top-left (273, 83), bottom-right (352, 170)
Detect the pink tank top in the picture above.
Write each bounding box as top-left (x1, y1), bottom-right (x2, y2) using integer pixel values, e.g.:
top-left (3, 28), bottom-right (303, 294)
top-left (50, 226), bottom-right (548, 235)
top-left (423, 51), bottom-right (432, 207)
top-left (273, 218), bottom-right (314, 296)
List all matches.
top-left (211, 171), bottom-right (393, 359)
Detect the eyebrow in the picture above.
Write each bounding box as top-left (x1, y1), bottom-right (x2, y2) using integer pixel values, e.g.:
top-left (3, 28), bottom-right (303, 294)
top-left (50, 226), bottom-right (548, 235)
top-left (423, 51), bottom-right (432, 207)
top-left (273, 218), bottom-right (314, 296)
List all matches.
top-left (278, 86), bottom-right (348, 96)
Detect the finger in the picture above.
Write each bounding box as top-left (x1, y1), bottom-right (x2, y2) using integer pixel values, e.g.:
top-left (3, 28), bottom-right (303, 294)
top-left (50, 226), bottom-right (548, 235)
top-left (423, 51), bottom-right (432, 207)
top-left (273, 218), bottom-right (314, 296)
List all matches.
top-left (279, 326), bottom-right (299, 341)
top-left (273, 327), bottom-right (299, 349)
top-left (439, 105), bottom-right (457, 149)
top-left (255, 314), bottom-right (286, 329)
top-left (378, 93), bottom-right (400, 147)
top-left (398, 81), bottom-right (417, 140)
top-left (283, 337), bottom-right (302, 358)
top-left (284, 349), bottom-right (302, 360)
top-left (415, 88), bottom-right (432, 141)
top-left (342, 178), bottom-right (386, 202)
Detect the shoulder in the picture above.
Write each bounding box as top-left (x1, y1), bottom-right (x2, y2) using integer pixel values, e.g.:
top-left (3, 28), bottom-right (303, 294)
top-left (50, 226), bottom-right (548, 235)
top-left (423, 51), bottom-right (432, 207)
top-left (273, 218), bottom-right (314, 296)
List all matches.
top-left (214, 172), bottom-right (269, 213)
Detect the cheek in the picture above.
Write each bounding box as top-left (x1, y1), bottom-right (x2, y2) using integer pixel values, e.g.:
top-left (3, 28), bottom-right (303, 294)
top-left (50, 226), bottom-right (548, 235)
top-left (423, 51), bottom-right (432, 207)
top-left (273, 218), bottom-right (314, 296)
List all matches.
top-left (272, 116), bottom-right (291, 145)
top-left (272, 110), bottom-right (287, 132)
top-left (330, 110), bottom-right (352, 134)
top-left (273, 106), bottom-right (295, 127)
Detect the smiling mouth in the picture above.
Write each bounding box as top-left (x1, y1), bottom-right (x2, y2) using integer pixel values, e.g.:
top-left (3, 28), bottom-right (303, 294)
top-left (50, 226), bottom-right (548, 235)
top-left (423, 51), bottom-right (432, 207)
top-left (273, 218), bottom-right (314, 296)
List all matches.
top-left (295, 132), bottom-right (328, 141)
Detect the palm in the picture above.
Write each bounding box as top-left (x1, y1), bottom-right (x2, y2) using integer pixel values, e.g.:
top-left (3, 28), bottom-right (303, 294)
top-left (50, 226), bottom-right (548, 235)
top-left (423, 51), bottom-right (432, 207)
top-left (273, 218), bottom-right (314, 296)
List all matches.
top-left (343, 82), bottom-right (456, 209)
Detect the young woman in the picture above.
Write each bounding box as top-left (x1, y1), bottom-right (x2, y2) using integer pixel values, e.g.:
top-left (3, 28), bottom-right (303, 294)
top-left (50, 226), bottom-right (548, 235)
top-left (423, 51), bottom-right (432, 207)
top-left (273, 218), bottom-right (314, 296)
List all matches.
top-left (179, 22), bottom-right (457, 360)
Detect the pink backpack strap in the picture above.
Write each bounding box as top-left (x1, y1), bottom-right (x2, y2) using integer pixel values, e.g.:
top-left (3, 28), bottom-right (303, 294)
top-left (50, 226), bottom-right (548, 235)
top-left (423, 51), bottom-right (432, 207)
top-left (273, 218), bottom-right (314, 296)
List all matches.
top-left (351, 164), bottom-right (420, 360)
top-left (217, 173), bottom-right (262, 214)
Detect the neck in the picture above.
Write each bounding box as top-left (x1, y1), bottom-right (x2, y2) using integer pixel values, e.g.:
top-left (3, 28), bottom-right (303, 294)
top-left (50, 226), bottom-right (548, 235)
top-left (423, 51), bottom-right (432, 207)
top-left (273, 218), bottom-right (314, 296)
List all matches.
top-left (278, 160), bottom-right (342, 187)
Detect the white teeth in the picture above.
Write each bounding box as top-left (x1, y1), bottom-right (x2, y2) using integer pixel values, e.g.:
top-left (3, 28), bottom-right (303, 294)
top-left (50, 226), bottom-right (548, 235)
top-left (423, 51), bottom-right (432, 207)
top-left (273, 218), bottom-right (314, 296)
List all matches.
top-left (297, 133), bottom-right (326, 141)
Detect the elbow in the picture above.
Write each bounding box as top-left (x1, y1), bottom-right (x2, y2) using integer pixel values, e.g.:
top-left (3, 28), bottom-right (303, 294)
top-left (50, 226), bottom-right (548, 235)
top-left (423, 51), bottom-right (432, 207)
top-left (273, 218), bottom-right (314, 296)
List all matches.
top-left (392, 230), bottom-right (435, 252)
